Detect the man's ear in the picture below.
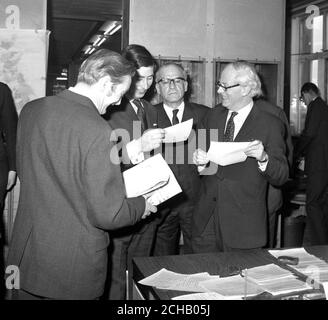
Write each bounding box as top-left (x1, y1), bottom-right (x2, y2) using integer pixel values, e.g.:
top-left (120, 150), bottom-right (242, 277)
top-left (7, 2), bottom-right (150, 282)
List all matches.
top-left (241, 84), bottom-right (252, 97)
top-left (99, 75), bottom-right (114, 93)
top-left (155, 83), bottom-right (160, 95)
top-left (183, 80), bottom-right (188, 93)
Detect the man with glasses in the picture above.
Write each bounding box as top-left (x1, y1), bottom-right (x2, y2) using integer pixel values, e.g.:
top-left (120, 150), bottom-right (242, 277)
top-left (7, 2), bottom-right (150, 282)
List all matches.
top-left (294, 82), bottom-right (328, 245)
top-left (192, 61), bottom-right (288, 252)
top-left (152, 62), bottom-right (208, 255)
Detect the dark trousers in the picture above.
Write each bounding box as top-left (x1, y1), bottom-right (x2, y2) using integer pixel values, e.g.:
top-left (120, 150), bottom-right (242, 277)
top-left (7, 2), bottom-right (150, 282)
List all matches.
top-left (153, 201), bottom-right (194, 256)
top-left (303, 171), bottom-right (328, 245)
top-left (0, 162), bottom-right (8, 300)
top-left (105, 219), bottom-right (157, 300)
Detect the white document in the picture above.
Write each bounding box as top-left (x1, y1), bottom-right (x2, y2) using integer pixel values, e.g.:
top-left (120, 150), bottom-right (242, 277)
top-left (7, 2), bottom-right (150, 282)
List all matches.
top-left (207, 141), bottom-right (250, 166)
top-left (139, 268), bottom-right (219, 292)
top-left (123, 154), bottom-right (182, 205)
top-left (163, 118), bottom-right (193, 143)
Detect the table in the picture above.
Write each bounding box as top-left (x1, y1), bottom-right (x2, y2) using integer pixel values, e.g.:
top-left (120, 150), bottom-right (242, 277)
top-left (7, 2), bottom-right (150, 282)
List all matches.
top-left (131, 246), bottom-right (328, 300)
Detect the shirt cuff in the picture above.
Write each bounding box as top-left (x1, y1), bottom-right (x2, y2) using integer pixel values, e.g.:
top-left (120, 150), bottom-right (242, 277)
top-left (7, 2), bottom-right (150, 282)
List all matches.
top-left (258, 155), bottom-right (269, 171)
top-left (126, 139), bottom-right (145, 164)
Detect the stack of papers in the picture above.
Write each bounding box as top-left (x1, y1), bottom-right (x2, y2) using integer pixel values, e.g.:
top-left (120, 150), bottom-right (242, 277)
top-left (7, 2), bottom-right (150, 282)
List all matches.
top-left (242, 264), bottom-right (312, 295)
top-left (138, 268), bottom-right (220, 293)
top-left (172, 292), bottom-right (226, 300)
top-left (163, 119), bottom-right (193, 143)
top-left (199, 274), bottom-right (264, 299)
top-left (123, 154), bottom-right (182, 205)
top-left (269, 248), bottom-right (328, 283)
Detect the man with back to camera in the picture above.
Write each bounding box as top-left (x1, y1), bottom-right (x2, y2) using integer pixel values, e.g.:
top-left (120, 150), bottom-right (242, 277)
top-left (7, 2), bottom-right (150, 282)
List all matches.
top-left (294, 82), bottom-right (328, 245)
top-left (151, 62), bottom-right (209, 255)
top-left (103, 44), bottom-right (165, 300)
top-left (0, 82), bottom-right (18, 298)
top-left (192, 60), bottom-right (288, 252)
top-left (6, 49), bottom-right (157, 300)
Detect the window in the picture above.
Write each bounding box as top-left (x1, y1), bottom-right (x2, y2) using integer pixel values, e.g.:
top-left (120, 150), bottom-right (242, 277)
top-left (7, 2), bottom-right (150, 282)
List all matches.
top-left (289, 8), bottom-right (328, 135)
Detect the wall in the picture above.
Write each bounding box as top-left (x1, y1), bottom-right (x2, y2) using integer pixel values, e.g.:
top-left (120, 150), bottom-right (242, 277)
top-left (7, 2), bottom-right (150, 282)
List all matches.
top-left (129, 0), bottom-right (286, 107)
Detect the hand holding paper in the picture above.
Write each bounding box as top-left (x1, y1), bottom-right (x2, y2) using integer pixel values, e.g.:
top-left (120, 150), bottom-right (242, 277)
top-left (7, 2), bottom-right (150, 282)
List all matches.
top-left (193, 148), bottom-right (209, 166)
top-left (140, 128), bottom-right (165, 152)
top-left (244, 140), bottom-right (267, 162)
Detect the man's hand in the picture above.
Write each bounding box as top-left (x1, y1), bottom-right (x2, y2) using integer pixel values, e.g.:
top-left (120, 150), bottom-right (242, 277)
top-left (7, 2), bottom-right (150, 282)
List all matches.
top-left (141, 196), bottom-right (157, 219)
top-left (139, 128), bottom-right (165, 152)
top-left (6, 171), bottom-right (17, 191)
top-left (193, 148), bottom-right (209, 166)
top-left (244, 140), bottom-right (268, 161)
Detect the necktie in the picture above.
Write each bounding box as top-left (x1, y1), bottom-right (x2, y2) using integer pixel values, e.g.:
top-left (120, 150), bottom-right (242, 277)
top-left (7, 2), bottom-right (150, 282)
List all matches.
top-left (223, 111), bottom-right (238, 142)
top-left (172, 109), bottom-right (179, 125)
top-left (134, 99), bottom-right (148, 133)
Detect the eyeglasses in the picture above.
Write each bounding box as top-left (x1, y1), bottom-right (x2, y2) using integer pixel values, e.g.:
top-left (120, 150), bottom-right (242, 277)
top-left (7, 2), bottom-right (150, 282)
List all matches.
top-left (157, 77), bottom-right (185, 86)
top-left (216, 81), bottom-right (240, 91)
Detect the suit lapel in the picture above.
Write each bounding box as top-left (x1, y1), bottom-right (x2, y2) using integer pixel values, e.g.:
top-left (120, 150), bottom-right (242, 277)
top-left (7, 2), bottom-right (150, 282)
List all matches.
top-left (156, 103), bottom-right (173, 128)
top-left (217, 107), bottom-right (228, 141)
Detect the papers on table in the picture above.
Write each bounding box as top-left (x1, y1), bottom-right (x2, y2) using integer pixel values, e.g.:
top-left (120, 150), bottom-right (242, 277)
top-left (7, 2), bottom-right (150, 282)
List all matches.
top-left (163, 119), bottom-right (193, 143)
top-left (207, 141), bottom-right (250, 166)
top-left (172, 292), bottom-right (226, 300)
top-left (123, 154), bottom-right (182, 205)
top-left (200, 275), bottom-right (264, 299)
top-left (242, 264), bottom-right (312, 296)
top-left (138, 268), bottom-right (220, 293)
top-left (269, 248), bottom-right (328, 283)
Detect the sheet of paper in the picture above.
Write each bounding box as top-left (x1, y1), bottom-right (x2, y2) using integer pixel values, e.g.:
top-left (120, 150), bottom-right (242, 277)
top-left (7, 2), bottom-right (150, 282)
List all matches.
top-left (207, 141), bottom-right (250, 166)
top-left (322, 282), bottom-right (328, 300)
top-left (123, 154), bottom-right (170, 197)
top-left (139, 268), bottom-right (219, 292)
top-left (123, 154), bottom-right (182, 205)
top-left (172, 292), bottom-right (226, 300)
top-left (163, 118), bottom-right (193, 143)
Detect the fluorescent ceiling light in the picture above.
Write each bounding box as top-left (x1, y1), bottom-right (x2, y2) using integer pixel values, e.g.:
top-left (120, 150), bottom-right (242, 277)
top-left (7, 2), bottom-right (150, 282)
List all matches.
top-left (109, 24), bottom-right (122, 35)
top-left (56, 77), bottom-right (67, 81)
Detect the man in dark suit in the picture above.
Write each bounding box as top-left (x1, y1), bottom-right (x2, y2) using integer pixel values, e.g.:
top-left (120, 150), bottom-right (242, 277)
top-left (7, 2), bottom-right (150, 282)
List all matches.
top-left (103, 45), bottom-right (164, 300)
top-left (294, 82), bottom-right (328, 245)
top-left (6, 49), bottom-right (157, 300)
top-left (152, 62), bottom-right (208, 255)
top-left (0, 82), bottom-right (18, 298)
top-left (192, 61), bottom-right (288, 252)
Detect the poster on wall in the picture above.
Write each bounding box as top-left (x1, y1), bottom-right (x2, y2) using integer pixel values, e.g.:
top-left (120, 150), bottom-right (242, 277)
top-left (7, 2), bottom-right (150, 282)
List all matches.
top-left (0, 29), bottom-right (49, 114)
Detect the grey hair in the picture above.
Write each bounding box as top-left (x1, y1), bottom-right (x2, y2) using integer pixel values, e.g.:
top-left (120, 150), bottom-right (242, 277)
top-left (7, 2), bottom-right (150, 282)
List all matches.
top-left (155, 62), bottom-right (187, 82)
top-left (229, 61), bottom-right (262, 98)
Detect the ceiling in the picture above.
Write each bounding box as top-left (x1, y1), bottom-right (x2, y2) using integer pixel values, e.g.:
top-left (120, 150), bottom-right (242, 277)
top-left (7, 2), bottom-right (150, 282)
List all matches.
top-left (47, 0), bottom-right (123, 75)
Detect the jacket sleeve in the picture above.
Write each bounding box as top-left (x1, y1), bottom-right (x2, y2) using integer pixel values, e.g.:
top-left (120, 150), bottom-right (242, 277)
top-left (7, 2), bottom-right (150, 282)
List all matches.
top-left (261, 116), bottom-right (289, 186)
top-left (0, 84), bottom-right (18, 171)
top-left (83, 129), bottom-right (145, 230)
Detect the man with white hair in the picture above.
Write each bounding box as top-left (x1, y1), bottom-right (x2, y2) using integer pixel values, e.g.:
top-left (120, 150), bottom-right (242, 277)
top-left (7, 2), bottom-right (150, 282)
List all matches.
top-left (192, 61), bottom-right (289, 252)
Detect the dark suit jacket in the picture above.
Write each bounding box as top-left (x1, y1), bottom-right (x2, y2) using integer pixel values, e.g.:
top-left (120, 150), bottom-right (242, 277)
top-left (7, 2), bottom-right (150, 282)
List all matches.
top-left (7, 90), bottom-right (145, 299)
top-left (103, 96), bottom-right (158, 171)
top-left (0, 82), bottom-right (18, 173)
top-left (152, 102), bottom-right (209, 207)
top-left (295, 96), bottom-right (328, 174)
top-left (192, 101), bottom-right (289, 248)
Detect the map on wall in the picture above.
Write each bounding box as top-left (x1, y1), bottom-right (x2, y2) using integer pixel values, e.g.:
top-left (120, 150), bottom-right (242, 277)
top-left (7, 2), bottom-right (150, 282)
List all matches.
top-left (0, 29), bottom-right (49, 114)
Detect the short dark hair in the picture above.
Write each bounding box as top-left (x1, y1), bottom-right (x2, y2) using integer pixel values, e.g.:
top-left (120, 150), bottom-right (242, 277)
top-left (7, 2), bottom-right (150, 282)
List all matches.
top-left (301, 82), bottom-right (320, 95)
top-left (78, 49), bottom-right (135, 85)
top-left (122, 44), bottom-right (156, 70)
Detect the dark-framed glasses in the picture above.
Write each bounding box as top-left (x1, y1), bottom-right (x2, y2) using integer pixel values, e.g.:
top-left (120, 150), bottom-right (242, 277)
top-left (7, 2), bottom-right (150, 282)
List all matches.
top-left (216, 81), bottom-right (240, 91)
top-left (157, 77), bottom-right (186, 86)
